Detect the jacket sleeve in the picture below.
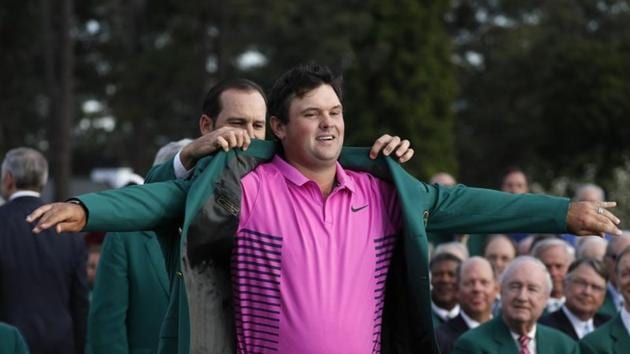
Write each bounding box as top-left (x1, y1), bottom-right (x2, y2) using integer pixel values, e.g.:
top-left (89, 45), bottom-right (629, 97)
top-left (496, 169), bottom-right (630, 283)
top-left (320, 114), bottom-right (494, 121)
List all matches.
top-left (144, 158), bottom-right (177, 183)
top-left (77, 179), bottom-right (189, 232)
top-left (71, 235), bottom-right (89, 354)
top-left (425, 184), bottom-right (570, 235)
top-left (87, 234), bottom-right (129, 354)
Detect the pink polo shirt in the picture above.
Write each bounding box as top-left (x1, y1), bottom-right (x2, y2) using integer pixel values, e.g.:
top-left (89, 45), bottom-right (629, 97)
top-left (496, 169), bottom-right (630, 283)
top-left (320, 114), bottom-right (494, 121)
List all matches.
top-left (233, 155), bottom-right (401, 353)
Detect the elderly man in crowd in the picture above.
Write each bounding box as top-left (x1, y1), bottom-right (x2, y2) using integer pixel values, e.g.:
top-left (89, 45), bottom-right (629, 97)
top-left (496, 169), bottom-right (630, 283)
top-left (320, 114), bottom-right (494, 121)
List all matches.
top-left (599, 233), bottom-right (630, 317)
top-left (436, 257), bottom-right (498, 354)
top-left (531, 238), bottom-right (574, 313)
top-left (539, 259), bottom-right (610, 340)
top-left (430, 252), bottom-right (463, 326)
top-left (580, 246), bottom-right (630, 353)
top-left (452, 256), bottom-right (577, 354)
top-left (576, 237), bottom-right (608, 261)
top-left (484, 234), bottom-right (517, 277)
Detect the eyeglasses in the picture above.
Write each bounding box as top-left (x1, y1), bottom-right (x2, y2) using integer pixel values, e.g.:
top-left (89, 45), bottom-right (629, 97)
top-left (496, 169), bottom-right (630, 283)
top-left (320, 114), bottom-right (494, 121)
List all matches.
top-left (569, 278), bottom-right (605, 293)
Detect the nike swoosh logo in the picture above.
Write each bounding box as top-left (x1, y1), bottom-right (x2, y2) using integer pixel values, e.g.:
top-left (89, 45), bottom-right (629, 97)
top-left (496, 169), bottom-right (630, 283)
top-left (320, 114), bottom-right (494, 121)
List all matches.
top-left (351, 205), bottom-right (368, 212)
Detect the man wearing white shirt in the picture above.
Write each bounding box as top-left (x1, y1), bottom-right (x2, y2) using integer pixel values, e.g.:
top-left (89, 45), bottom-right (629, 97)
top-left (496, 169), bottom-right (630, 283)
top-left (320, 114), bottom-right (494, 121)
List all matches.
top-left (539, 259), bottom-right (611, 340)
top-left (436, 257), bottom-right (498, 354)
top-left (452, 256), bottom-right (577, 354)
top-left (430, 252), bottom-right (463, 326)
top-left (531, 238), bottom-right (574, 313)
top-left (581, 246), bottom-right (630, 353)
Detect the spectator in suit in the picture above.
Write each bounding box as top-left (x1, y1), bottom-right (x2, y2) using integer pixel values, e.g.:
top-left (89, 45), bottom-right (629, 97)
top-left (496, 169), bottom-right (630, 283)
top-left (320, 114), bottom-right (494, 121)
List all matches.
top-left (484, 234), bottom-right (516, 277)
top-left (0, 147), bottom-right (88, 354)
top-left (576, 237), bottom-right (607, 261)
top-left (0, 322), bottom-right (29, 354)
top-left (501, 168), bottom-right (529, 194)
top-left (580, 246), bottom-right (630, 353)
top-left (599, 233), bottom-right (630, 317)
top-left (86, 139), bottom-right (191, 354)
top-left (531, 238), bottom-right (574, 313)
top-left (436, 257), bottom-right (498, 354)
top-left (430, 252), bottom-right (463, 326)
top-left (452, 256), bottom-right (577, 354)
top-left (539, 259), bottom-right (610, 340)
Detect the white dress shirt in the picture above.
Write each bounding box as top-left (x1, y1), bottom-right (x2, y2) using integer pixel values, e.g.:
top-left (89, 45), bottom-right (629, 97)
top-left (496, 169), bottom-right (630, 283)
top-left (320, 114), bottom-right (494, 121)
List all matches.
top-left (431, 302), bottom-right (460, 322)
top-left (561, 305), bottom-right (594, 339)
top-left (9, 190), bottom-right (41, 201)
top-left (510, 325), bottom-right (537, 354)
top-left (546, 296), bottom-right (565, 313)
top-left (460, 309), bottom-right (490, 329)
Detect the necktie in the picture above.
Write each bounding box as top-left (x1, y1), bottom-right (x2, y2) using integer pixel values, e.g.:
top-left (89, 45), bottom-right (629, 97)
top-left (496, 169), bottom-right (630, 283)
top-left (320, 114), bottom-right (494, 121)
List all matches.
top-left (518, 335), bottom-right (531, 354)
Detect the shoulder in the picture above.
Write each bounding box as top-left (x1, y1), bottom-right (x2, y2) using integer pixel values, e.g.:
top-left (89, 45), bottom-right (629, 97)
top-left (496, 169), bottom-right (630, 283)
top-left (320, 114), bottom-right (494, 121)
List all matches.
top-left (537, 324), bottom-right (577, 349)
top-left (538, 310), bottom-right (561, 326)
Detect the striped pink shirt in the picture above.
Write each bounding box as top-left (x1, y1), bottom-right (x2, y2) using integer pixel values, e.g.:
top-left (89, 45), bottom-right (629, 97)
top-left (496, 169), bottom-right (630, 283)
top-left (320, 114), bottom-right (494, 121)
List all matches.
top-left (233, 155), bottom-right (401, 353)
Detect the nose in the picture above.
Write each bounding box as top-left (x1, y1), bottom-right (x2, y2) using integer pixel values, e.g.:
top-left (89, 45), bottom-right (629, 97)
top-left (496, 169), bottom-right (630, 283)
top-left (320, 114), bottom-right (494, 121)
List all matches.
top-left (319, 112), bottom-right (332, 128)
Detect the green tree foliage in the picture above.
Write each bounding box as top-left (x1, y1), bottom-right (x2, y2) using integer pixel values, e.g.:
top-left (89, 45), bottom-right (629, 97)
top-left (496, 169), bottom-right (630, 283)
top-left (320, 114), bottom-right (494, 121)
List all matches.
top-left (345, 0), bottom-right (458, 179)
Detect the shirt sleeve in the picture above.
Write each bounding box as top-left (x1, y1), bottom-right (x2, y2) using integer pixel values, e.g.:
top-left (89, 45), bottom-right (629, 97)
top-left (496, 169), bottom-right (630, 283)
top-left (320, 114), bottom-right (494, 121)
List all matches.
top-left (173, 150), bottom-right (193, 179)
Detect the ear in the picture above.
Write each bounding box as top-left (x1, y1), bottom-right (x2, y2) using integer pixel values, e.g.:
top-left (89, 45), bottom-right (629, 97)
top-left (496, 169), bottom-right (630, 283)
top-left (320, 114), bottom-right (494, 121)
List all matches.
top-left (269, 116), bottom-right (286, 140)
top-left (199, 114), bottom-right (215, 135)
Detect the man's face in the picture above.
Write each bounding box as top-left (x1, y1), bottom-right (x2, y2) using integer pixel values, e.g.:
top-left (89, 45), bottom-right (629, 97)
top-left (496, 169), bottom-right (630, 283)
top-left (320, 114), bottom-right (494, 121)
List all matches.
top-left (564, 264), bottom-right (607, 319)
top-left (484, 236), bottom-right (515, 276)
top-left (501, 172), bottom-right (528, 194)
top-left (272, 84), bottom-right (344, 170)
top-left (617, 253), bottom-right (630, 309)
top-left (202, 89), bottom-right (267, 139)
top-left (431, 260), bottom-right (459, 307)
top-left (458, 261), bottom-right (498, 318)
top-left (605, 237), bottom-right (630, 286)
top-left (537, 245), bottom-right (570, 297)
top-left (501, 262), bottom-right (549, 327)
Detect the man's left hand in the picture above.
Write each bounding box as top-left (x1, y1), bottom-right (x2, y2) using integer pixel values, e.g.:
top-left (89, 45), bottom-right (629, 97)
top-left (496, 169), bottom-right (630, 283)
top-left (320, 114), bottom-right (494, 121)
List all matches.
top-left (566, 201), bottom-right (622, 237)
top-left (369, 134), bottom-right (414, 163)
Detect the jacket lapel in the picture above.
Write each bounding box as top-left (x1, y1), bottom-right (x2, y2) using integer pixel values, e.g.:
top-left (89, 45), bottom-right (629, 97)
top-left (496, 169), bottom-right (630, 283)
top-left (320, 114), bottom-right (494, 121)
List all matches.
top-left (145, 234), bottom-right (170, 296)
top-left (611, 315), bottom-right (630, 354)
top-left (493, 318), bottom-right (520, 354)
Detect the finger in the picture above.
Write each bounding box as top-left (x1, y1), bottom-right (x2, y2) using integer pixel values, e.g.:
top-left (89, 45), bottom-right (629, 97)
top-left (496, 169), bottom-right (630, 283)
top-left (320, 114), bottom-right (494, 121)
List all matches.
top-left (398, 148), bottom-right (414, 163)
top-left (599, 201), bottom-right (617, 209)
top-left (601, 208), bottom-right (621, 225)
top-left (394, 139), bottom-right (411, 157)
top-left (26, 204), bottom-right (53, 223)
top-left (243, 133), bottom-right (251, 151)
top-left (215, 137), bottom-right (229, 152)
top-left (56, 221), bottom-right (77, 234)
top-left (590, 216), bottom-right (622, 236)
top-left (234, 131), bottom-right (244, 148)
top-left (369, 134), bottom-right (391, 159)
top-left (383, 136), bottom-right (402, 156)
top-left (225, 132), bottom-right (238, 148)
top-left (33, 209), bottom-right (70, 234)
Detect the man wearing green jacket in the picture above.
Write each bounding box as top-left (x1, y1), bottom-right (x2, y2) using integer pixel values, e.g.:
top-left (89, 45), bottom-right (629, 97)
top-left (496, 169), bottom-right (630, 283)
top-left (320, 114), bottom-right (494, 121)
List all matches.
top-left (580, 246), bottom-right (630, 354)
top-left (29, 64), bottom-right (621, 354)
top-left (0, 322), bottom-right (29, 354)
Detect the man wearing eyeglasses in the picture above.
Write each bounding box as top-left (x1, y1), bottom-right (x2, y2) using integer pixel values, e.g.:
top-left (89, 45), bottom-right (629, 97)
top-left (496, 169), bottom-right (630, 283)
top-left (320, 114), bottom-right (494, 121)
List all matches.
top-left (599, 233), bottom-right (630, 317)
top-left (539, 259), bottom-right (611, 340)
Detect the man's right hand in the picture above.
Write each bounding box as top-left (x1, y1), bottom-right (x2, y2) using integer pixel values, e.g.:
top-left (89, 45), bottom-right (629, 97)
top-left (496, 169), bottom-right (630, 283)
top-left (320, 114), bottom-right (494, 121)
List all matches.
top-left (180, 126), bottom-right (255, 170)
top-left (26, 202), bottom-right (87, 234)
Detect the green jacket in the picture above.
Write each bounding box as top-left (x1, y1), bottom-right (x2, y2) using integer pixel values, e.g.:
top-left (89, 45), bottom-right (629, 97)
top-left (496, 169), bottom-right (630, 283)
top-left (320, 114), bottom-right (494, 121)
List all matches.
top-left (597, 290), bottom-right (619, 318)
top-left (452, 317), bottom-right (577, 354)
top-left (86, 231), bottom-right (170, 354)
top-left (580, 313), bottom-right (630, 354)
top-left (0, 322), bottom-right (29, 354)
top-left (78, 140), bottom-right (570, 354)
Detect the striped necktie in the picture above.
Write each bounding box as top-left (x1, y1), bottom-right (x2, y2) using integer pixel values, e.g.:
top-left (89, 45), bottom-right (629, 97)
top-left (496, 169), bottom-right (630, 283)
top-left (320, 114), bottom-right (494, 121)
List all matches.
top-left (518, 335), bottom-right (531, 354)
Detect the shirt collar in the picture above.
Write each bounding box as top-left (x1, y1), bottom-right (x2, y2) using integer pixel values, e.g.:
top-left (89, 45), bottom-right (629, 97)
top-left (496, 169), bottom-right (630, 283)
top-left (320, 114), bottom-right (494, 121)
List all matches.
top-left (561, 305), bottom-right (594, 339)
top-left (9, 190), bottom-right (41, 201)
top-left (460, 309), bottom-right (490, 329)
top-left (621, 306), bottom-right (630, 336)
top-left (431, 301), bottom-right (460, 321)
top-left (510, 324), bottom-right (537, 349)
top-left (608, 282), bottom-right (624, 309)
top-left (271, 155), bottom-right (355, 193)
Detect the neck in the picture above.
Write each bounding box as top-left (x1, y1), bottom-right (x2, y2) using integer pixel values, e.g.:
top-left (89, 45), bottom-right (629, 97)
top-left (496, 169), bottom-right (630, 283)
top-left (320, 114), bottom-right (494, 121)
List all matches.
top-left (290, 160), bottom-right (337, 197)
top-left (566, 305), bottom-right (592, 322)
top-left (503, 314), bottom-right (534, 336)
top-left (550, 290), bottom-right (564, 299)
top-left (464, 309), bottom-right (492, 323)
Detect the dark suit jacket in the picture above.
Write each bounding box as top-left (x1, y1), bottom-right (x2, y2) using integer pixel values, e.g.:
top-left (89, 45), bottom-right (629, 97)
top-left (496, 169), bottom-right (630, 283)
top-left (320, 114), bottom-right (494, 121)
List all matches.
top-left (452, 317), bottom-right (578, 354)
top-left (539, 308), bottom-right (610, 341)
top-left (580, 313), bottom-right (630, 354)
top-left (0, 196), bottom-right (89, 354)
top-left (87, 231), bottom-right (170, 354)
top-left (436, 313), bottom-right (470, 354)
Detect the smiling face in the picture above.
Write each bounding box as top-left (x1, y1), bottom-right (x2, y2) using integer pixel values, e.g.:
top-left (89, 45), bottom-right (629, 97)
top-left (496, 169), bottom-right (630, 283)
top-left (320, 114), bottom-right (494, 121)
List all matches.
top-left (271, 84), bottom-right (344, 172)
top-left (458, 258), bottom-right (498, 321)
top-left (564, 263), bottom-right (607, 320)
top-left (501, 259), bottom-right (549, 332)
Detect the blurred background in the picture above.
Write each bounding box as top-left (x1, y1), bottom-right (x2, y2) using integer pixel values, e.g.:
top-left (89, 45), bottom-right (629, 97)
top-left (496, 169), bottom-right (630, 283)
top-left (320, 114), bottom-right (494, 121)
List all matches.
top-left (1, 0), bottom-right (630, 219)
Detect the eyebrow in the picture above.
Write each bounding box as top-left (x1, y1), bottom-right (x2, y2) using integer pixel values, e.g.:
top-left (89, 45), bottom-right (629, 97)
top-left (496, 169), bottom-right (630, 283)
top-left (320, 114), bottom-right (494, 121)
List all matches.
top-left (300, 104), bottom-right (343, 114)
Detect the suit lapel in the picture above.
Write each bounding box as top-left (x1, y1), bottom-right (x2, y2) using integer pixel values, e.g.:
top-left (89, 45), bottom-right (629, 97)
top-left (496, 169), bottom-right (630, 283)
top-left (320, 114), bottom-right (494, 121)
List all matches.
top-left (493, 318), bottom-right (520, 354)
top-left (556, 309), bottom-right (579, 340)
top-left (145, 234), bottom-right (170, 296)
top-left (610, 315), bottom-right (630, 354)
